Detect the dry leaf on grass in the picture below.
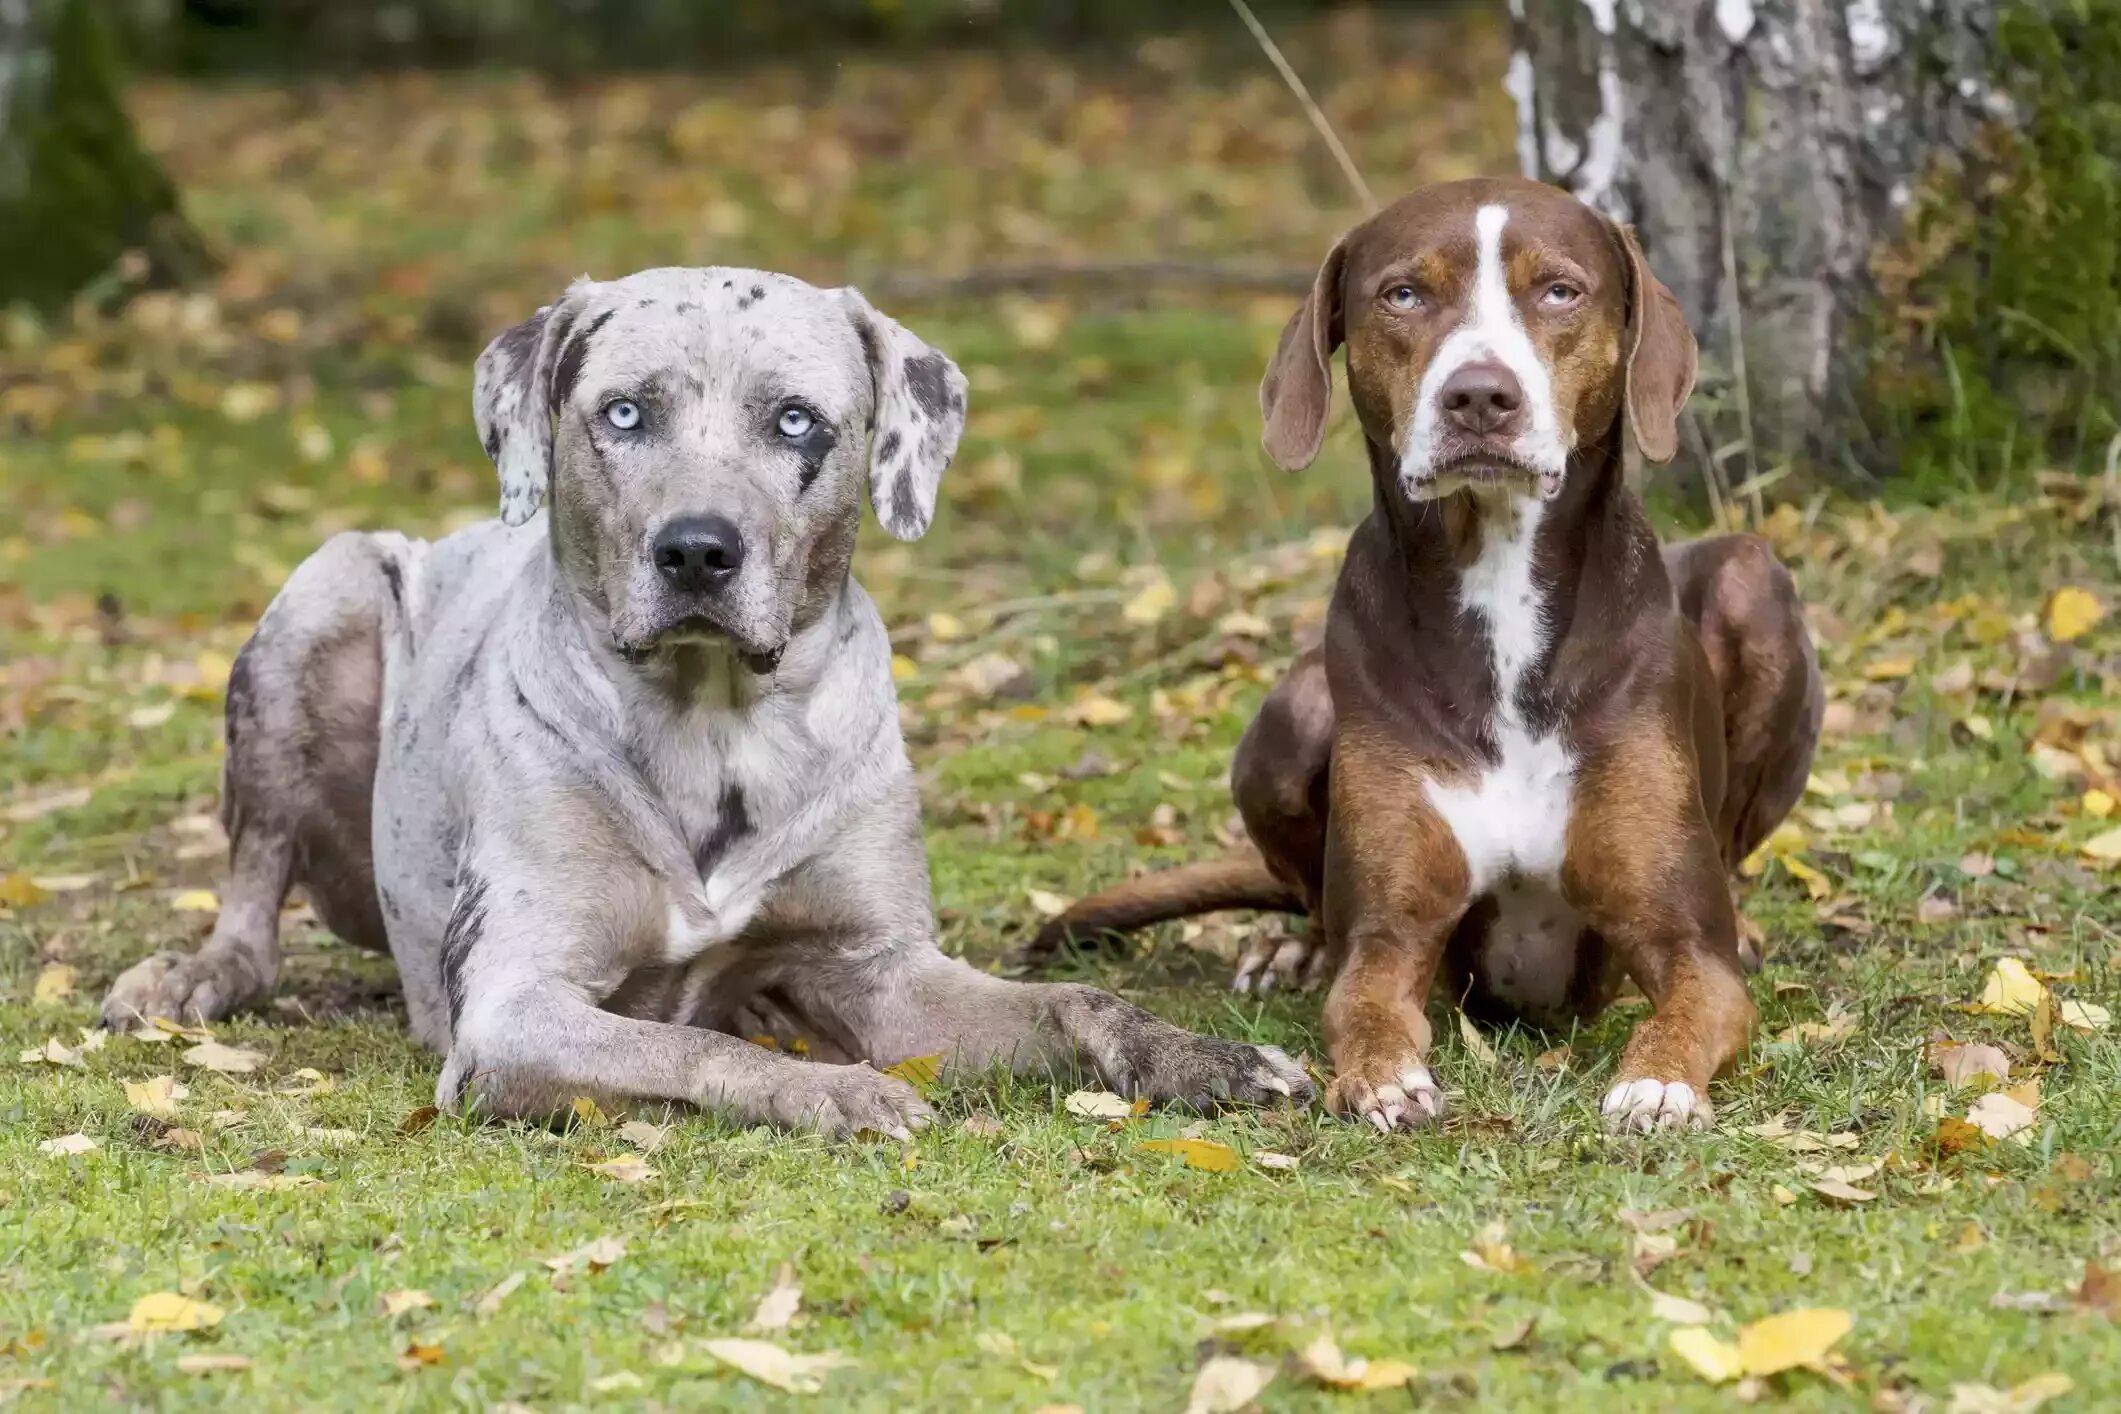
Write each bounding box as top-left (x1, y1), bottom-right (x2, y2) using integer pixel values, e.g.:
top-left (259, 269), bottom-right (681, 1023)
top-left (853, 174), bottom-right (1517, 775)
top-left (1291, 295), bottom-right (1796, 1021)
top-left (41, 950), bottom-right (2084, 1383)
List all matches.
top-left (1811, 1178), bottom-right (1877, 1204)
top-left (129, 1292), bottom-right (225, 1334)
top-left (2057, 999), bottom-right (2111, 1032)
top-left (170, 889), bottom-right (220, 913)
top-left (1185, 1355), bottom-right (1276, 1414)
top-left (701, 1338), bottom-right (851, 1394)
top-left (474, 1271), bottom-right (526, 1318)
top-left (31, 963), bottom-right (76, 1005)
top-left (198, 1171), bottom-right (321, 1192)
top-left (175, 1354), bottom-right (252, 1375)
top-left (747, 1264), bottom-right (802, 1333)
top-left (396, 1339), bottom-right (445, 1370)
top-left (124, 1074), bottom-right (190, 1119)
top-left (2045, 586), bottom-right (2104, 642)
top-left (882, 1053), bottom-right (943, 1089)
top-left (1668, 1308), bottom-right (1852, 1384)
top-left (544, 1236), bottom-right (627, 1275)
top-left (1139, 1138), bottom-right (1239, 1173)
top-left (583, 1154), bottom-right (657, 1183)
top-left (20, 1037), bottom-right (85, 1068)
top-left (1456, 1010), bottom-right (1498, 1066)
top-left (182, 1040), bottom-right (265, 1074)
top-left (1063, 1089), bottom-right (1146, 1121)
top-left (378, 1289), bottom-right (434, 1319)
top-left (1929, 1040), bottom-right (2010, 1089)
top-left (1460, 1221), bottom-right (1531, 1275)
top-left (1948, 1374), bottom-right (2075, 1414)
top-left (1972, 958), bottom-right (2045, 1016)
top-left (38, 1132), bottom-right (96, 1156)
top-left (615, 1119), bottom-right (670, 1152)
top-left (1642, 1285), bottom-right (1714, 1326)
top-left (1967, 1089), bottom-right (2039, 1144)
top-left (1252, 1151), bottom-right (1299, 1172)
top-left (1294, 1331), bottom-right (1416, 1390)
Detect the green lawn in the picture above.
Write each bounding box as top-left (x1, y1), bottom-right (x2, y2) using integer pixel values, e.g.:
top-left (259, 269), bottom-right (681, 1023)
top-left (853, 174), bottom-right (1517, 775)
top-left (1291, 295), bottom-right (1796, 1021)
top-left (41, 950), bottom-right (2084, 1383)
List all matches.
top-left (5, 15), bottom-right (2121, 1410)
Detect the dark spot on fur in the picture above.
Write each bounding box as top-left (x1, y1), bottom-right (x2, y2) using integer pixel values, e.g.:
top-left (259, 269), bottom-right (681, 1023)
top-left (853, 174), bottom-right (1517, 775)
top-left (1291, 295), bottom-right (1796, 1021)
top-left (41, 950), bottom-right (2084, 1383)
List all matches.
top-left (441, 1060), bottom-right (473, 1108)
top-left (550, 308), bottom-right (616, 412)
top-left (636, 298), bottom-right (654, 309)
top-left (722, 279), bottom-right (733, 289)
top-left (223, 641), bottom-right (257, 757)
top-left (890, 469), bottom-right (923, 533)
top-left (693, 784), bottom-right (752, 877)
top-left (380, 886), bottom-right (402, 922)
top-left (492, 309), bottom-right (547, 371)
top-left (902, 352), bottom-right (955, 419)
top-left (380, 558), bottom-right (404, 611)
top-left (877, 429), bottom-right (902, 463)
top-left (483, 428), bottom-right (501, 460)
top-left (750, 283), bottom-right (765, 301)
top-left (675, 301), bottom-right (697, 315)
top-left (440, 869), bottom-right (490, 1026)
top-left (685, 372), bottom-right (706, 397)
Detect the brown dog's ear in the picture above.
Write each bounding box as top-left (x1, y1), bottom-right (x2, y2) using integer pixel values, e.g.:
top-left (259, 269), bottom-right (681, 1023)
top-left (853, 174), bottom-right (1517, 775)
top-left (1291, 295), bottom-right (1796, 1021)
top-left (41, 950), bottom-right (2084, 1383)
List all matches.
top-left (1259, 236), bottom-right (1347, 472)
top-left (1617, 224), bottom-right (1698, 464)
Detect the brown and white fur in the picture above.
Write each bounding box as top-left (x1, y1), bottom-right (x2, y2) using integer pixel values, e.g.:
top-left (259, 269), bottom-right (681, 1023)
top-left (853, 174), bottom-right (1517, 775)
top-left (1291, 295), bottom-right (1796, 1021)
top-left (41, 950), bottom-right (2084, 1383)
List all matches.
top-left (1021, 180), bottom-right (1822, 1134)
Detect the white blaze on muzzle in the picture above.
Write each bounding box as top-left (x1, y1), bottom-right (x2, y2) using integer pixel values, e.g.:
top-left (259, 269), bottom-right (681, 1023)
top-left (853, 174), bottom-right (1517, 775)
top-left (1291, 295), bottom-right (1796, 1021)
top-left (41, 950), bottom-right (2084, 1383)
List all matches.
top-left (1401, 204), bottom-right (1570, 500)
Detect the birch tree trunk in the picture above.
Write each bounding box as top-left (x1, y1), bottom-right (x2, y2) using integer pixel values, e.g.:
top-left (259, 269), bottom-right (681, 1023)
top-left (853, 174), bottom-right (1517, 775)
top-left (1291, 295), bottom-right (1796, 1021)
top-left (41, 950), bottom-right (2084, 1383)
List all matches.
top-left (0, 0), bottom-right (205, 310)
top-left (1509, 0), bottom-right (2002, 479)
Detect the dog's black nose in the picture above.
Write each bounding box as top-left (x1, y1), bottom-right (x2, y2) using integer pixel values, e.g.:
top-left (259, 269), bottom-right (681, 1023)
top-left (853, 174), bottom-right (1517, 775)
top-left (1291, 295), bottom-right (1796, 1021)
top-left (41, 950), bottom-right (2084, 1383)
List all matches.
top-left (1440, 360), bottom-right (1527, 436)
top-left (652, 515), bottom-right (745, 593)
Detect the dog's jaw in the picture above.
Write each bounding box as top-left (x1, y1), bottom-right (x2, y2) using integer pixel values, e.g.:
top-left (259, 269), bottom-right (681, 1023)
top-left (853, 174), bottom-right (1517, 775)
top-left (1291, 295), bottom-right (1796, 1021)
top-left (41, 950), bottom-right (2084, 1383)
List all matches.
top-left (1399, 203), bottom-right (1571, 504)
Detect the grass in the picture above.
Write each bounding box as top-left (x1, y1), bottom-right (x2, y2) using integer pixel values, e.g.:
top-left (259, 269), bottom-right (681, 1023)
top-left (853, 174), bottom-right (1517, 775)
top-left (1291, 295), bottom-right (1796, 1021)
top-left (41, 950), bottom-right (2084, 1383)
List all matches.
top-left (5, 12), bottom-right (2121, 1409)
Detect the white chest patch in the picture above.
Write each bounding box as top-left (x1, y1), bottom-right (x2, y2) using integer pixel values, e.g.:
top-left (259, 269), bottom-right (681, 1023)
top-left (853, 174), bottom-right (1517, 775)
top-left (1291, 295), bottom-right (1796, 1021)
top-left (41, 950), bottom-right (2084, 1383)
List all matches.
top-left (1421, 495), bottom-right (1575, 896)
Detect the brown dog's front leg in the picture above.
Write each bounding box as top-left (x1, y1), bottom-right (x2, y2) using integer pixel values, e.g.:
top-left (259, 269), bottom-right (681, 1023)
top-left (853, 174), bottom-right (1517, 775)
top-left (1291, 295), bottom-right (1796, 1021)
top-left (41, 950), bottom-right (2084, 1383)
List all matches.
top-left (1567, 736), bottom-right (1758, 1133)
top-left (1316, 748), bottom-right (1470, 1132)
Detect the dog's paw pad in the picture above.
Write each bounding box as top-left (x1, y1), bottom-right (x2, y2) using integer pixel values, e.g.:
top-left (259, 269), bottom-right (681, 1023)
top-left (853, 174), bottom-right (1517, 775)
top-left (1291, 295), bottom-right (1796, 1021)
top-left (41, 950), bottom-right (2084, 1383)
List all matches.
top-left (1600, 1077), bottom-right (1711, 1133)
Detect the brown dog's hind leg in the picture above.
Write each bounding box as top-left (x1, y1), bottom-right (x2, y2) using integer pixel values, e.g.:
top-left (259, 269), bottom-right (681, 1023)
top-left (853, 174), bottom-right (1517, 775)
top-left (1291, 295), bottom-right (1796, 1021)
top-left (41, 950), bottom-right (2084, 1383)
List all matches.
top-left (1666, 534), bottom-right (1824, 865)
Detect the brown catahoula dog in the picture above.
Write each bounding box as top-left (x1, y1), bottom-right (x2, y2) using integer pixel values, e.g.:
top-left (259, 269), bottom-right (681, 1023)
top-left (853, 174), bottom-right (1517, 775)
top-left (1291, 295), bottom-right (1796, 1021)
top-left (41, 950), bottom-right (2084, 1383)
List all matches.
top-left (1021, 178), bottom-right (1822, 1133)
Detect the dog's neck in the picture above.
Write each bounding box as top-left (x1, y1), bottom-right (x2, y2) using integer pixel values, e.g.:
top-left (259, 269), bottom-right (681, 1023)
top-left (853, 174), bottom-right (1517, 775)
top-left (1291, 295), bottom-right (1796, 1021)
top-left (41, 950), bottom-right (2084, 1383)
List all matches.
top-left (1347, 426), bottom-right (1669, 731)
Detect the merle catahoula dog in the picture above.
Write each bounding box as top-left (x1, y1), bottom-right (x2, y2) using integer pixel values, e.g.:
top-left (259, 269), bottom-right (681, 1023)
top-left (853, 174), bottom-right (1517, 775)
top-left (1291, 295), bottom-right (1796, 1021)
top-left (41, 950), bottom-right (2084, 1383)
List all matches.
top-left (1023, 180), bottom-right (1822, 1134)
top-left (101, 268), bottom-right (1312, 1134)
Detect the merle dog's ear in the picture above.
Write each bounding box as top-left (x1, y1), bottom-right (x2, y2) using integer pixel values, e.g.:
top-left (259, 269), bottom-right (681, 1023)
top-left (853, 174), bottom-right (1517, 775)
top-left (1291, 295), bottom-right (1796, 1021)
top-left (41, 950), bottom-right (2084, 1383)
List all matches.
top-left (473, 286), bottom-right (587, 526)
top-left (1616, 223), bottom-right (1698, 464)
top-left (841, 288), bottom-right (967, 541)
top-left (1259, 234), bottom-right (1347, 472)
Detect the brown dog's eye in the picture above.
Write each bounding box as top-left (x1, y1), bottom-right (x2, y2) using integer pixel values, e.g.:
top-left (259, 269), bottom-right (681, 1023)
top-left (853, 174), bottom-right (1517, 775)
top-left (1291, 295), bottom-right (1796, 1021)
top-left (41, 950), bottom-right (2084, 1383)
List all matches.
top-left (1385, 285), bottom-right (1422, 311)
top-left (1540, 283), bottom-right (1582, 307)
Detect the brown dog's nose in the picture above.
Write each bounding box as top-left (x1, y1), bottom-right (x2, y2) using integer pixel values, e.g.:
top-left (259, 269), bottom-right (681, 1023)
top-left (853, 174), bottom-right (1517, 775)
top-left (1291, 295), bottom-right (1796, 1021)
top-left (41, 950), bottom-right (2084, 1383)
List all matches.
top-left (1440, 360), bottom-right (1526, 437)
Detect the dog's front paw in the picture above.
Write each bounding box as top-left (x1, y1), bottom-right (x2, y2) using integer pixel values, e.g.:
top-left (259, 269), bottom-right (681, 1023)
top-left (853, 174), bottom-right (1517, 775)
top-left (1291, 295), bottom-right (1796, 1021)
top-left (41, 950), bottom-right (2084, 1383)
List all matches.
top-left (1112, 1033), bottom-right (1316, 1111)
top-left (1325, 1060), bottom-right (1446, 1133)
top-left (766, 1062), bottom-right (934, 1141)
top-left (100, 948), bottom-right (268, 1029)
top-left (1600, 1077), bottom-right (1712, 1133)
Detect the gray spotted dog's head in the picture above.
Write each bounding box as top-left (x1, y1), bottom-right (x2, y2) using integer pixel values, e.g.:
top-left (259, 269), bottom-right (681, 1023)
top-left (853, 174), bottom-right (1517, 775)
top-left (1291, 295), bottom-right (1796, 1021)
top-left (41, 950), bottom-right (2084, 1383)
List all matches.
top-left (472, 267), bottom-right (966, 665)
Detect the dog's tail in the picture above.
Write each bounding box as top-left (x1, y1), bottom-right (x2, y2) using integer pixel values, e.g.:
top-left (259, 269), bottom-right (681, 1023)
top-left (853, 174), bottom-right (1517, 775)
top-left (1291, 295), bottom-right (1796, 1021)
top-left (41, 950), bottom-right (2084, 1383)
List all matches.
top-left (1015, 852), bottom-right (1304, 965)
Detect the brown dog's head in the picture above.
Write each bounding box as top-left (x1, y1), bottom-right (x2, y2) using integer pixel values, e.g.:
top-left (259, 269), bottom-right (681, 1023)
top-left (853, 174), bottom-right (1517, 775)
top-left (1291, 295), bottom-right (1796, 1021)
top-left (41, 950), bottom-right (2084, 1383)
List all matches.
top-left (1260, 177), bottom-right (1696, 503)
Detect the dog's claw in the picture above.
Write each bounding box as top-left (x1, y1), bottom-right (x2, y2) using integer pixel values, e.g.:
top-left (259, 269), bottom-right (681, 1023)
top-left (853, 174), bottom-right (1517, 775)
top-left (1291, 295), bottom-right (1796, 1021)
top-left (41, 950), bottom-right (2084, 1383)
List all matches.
top-left (1327, 1062), bottom-right (1445, 1133)
top-left (1599, 1077), bottom-right (1711, 1133)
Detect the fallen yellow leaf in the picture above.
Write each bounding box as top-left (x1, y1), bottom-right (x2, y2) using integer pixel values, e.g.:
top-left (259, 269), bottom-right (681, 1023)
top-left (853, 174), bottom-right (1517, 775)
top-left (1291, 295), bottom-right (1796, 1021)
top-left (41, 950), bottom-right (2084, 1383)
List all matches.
top-left (1063, 1090), bottom-right (1146, 1121)
top-left (2080, 824), bottom-right (2121, 863)
top-left (583, 1154), bottom-right (657, 1183)
top-left (2046, 586), bottom-right (2104, 643)
top-left (1139, 1138), bottom-right (1239, 1173)
top-left (1668, 1327), bottom-right (1744, 1383)
top-left (170, 889), bottom-right (220, 913)
top-left (1293, 1331), bottom-right (1416, 1390)
top-left (378, 1289), bottom-right (434, 1319)
top-left (124, 1075), bottom-right (189, 1120)
top-left (1973, 958), bottom-right (2045, 1016)
top-left (1121, 577), bottom-right (1176, 626)
top-left (31, 963), bottom-right (76, 1005)
top-left (884, 1054), bottom-right (943, 1089)
top-left (2058, 999), bottom-right (2111, 1033)
top-left (129, 1292), bottom-right (224, 1334)
top-left (182, 1040), bottom-right (265, 1074)
top-left (1457, 1010), bottom-right (1498, 1066)
top-left (1735, 1307), bottom-right (1853, 1376)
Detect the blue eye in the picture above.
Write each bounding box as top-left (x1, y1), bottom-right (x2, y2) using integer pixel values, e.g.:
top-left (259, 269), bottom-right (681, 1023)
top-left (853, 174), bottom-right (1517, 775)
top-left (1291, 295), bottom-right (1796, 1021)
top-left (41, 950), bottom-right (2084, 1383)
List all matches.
top-left (1387, 285), bottom-right (1422, 310)
top-left (604, 400), bottom-right (641, 430)
top-left (777, 406), bottom-right (814, 438)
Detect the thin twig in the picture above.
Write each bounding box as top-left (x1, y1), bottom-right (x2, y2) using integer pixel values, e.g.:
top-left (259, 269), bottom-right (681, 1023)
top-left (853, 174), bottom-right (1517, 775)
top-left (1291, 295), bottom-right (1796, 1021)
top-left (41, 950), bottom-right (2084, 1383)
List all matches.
top-left (862, 259), bottom-right (1311, 302)
top-left (1226, 0), bottom-right (1378, 213)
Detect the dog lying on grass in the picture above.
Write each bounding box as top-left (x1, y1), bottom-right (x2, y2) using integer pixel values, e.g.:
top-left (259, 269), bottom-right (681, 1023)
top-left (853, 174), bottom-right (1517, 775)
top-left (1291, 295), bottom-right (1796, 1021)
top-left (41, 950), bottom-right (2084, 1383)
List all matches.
top-left (102, 267), bottom-right (1312, 1134)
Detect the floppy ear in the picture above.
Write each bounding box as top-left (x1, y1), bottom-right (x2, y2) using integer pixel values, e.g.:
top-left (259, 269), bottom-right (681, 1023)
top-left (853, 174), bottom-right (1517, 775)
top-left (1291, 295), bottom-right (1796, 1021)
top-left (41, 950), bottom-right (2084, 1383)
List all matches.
top-left (1259, 235), bottom-right (1347, 472)
top-left (473, 289), bottom-right (584, 526)
top-left (842, 288), bottom-right (966, 541)
top-left (1616, 224), bottom-right (1698, 464)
